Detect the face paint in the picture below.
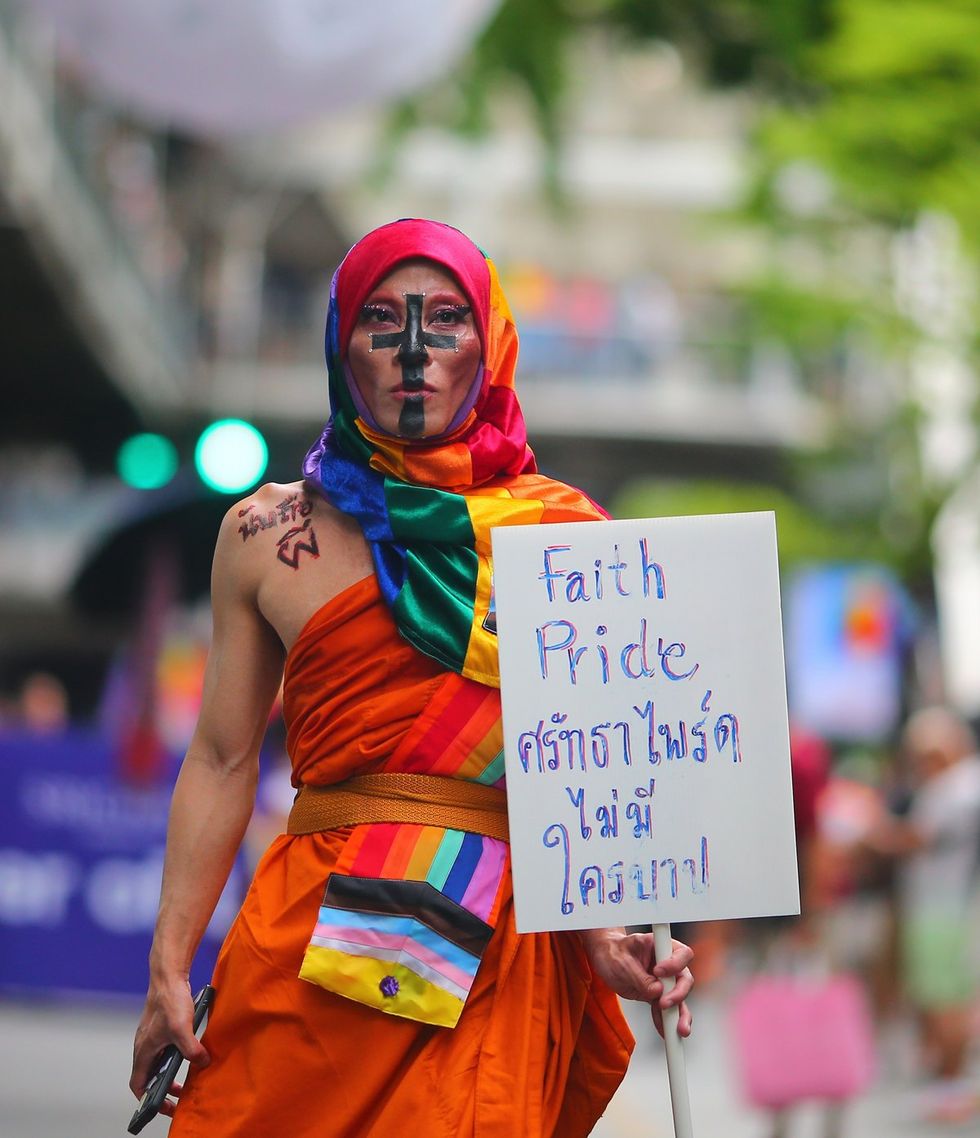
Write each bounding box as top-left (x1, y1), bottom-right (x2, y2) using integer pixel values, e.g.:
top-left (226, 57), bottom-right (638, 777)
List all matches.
top-left (348, 261), bottom-right (481, 439)
top-left (369, 293), bottom-right (458, 435)
top-left (398, 394), bottom-right (426, 437)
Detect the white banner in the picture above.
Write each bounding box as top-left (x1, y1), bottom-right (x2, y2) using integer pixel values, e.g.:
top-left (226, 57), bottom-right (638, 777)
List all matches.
top-left (492, 512), bottom-right (799, 933)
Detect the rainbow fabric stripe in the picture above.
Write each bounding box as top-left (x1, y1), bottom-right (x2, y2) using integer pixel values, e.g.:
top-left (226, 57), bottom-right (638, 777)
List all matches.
top-left (383, 648), bottom-right (506, 784)
top-left (299, 674), bottom-right (509, 1027)
top-left (302, 229), bottom-right (605, 687)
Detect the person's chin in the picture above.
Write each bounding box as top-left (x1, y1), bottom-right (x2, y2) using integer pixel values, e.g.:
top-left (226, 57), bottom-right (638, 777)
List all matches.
top-left (384, 405), bottom-right (451, 440)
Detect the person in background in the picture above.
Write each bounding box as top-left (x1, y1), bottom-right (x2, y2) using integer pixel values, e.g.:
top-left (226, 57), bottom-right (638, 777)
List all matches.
top-left (788, 724), bottom-right (832, 921)
top-left (867, 705), bottom-right (980, 1122)
top-left (129, 219), bottom-right (694, 1137)
top-left (18, 671), bottom-right (69, 733)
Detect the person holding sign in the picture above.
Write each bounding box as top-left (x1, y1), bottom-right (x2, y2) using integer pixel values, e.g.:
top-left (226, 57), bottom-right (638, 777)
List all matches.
top-left (130, 219), bottom-right (693, 1137)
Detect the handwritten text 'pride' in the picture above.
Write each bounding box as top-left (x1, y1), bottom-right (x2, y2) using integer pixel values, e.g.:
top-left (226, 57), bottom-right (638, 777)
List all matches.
top-left (535, 541), bottom-right (699, 686)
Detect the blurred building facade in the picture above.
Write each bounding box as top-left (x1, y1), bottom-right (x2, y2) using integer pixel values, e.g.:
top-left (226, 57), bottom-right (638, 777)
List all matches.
top-left (0, 0), bottom-right (967, 727)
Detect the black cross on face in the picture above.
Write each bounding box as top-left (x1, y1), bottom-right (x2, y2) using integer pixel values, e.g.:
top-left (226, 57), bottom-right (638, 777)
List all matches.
top-left (369, 292), bottom-right (460, 438)
top-left (369, 293), bottom-right (458, 390)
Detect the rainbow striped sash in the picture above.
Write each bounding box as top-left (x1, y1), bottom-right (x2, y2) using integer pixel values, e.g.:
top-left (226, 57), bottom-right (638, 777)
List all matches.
top-left (298, 673), bottom-right (509, 1027)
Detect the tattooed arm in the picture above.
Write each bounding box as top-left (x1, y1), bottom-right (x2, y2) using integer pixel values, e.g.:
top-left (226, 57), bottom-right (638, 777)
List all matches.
top-left (130, 502), bottom-right (285, 1110)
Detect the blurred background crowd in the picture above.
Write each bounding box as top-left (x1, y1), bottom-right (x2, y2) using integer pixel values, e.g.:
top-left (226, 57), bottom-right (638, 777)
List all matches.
top-left (2, 1), bottom-right (980, 1134)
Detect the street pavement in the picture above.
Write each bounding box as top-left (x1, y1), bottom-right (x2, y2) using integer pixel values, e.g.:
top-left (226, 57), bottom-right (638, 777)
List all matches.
top-left (1, 987), bottom-right (976, 1137)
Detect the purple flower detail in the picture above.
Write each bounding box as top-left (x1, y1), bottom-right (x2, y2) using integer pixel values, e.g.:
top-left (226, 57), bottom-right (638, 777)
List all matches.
top-left (380, 975), bottom-right (400, 998)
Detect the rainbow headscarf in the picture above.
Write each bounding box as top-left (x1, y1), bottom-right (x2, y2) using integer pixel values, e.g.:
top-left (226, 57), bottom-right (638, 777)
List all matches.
top-left (303, 219), bottom-right (605, 686)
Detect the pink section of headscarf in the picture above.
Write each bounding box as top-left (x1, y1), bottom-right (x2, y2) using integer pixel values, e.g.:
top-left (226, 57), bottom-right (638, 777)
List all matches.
top-left (335, 219), bottom-right (490, 357)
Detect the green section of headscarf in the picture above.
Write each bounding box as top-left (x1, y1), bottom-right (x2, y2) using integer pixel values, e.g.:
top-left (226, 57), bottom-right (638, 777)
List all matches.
top-left (384, 479), bottom-right (478, 669)
top-left (394, 543), bottom-right (479, 672)
top-left (384, 480), bottom-right (477, 543)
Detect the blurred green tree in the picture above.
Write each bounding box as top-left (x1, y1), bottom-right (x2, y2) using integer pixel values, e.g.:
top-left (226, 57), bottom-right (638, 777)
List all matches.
top-left (389, 1), bottom-right (836, 174)
top-left (732, 0), bottom-right (980, 595)
top-left (752, 0), bottom-right (980, 247)
top-left (435, 0), bottom-right (978, 243)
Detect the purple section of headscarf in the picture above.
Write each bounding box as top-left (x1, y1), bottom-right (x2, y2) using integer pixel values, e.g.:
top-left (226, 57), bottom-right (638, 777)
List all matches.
top-left (302, 423), bottom-right (331, 481)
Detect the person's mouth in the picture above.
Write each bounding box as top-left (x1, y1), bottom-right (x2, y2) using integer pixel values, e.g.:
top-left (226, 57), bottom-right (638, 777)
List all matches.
top-left (392, 383), bottom-right (435, 397)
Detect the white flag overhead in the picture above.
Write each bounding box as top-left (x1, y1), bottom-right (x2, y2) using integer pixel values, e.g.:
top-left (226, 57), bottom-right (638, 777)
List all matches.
top-left (25, 0), bottom-right (501, 133)
top-left (491, 512), bottom-right (799, 933)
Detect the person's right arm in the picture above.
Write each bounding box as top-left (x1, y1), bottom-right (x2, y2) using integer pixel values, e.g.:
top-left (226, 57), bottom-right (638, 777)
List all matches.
top-left (129, 505), bottom-right (285, 1106)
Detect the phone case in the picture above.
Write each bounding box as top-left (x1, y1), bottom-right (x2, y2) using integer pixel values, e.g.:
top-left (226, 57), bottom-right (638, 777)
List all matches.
top-left (128, 985), bottom-right (215, 1135)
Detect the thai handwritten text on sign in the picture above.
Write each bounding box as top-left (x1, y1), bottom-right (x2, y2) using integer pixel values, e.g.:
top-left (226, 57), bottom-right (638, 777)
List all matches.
top-left (491, 512), bottom-right (800, 933)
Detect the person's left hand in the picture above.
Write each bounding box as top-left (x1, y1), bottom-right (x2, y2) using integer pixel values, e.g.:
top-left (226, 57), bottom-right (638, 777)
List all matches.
top-left (580, 928), bottom-right (694, 1038)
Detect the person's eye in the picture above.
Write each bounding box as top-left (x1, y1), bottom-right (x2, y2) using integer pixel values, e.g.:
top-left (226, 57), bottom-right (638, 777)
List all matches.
top-left (431, 305), bottom-right (471, 325)
top-left (360, 304), bottom-right (396, 324)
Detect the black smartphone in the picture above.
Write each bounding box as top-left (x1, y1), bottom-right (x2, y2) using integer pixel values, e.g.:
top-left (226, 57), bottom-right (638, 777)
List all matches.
top-left (128, 984), bottom-right (215, 1135)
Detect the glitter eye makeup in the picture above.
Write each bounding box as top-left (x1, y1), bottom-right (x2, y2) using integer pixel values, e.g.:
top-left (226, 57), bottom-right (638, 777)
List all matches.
top-left (360, 304), bottom-right (395, 324)
top-left (431, 305), bottom-right (471, 324)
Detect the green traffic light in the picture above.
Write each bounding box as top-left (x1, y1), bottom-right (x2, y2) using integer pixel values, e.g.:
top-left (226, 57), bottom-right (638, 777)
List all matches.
top-left (117, 433), bottom-right (178, 490)
top-left (194, 419), bottom-right (268, 493)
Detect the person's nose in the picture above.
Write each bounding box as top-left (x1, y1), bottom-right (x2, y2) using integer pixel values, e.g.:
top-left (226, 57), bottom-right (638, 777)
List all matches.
top-left (397, 308), bottom-right (428, 364)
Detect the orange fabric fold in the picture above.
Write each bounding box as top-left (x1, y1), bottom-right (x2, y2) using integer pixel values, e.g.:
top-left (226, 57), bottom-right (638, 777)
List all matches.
top-left (284, 576), bottom-right (446, 788)
top-left (169, 577), bottom-right (634, 1138)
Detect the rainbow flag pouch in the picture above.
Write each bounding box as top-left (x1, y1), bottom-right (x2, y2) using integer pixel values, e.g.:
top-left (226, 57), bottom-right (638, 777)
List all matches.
top-left (299, 822), bottom-right (508, 1028)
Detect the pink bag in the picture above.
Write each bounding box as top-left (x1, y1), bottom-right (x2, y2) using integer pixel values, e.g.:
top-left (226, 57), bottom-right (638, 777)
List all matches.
top-left (729, 972), bottom-right (876, 1107)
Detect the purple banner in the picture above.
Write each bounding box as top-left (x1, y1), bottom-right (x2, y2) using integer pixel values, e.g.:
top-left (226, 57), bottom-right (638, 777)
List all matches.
top-left (0, 728), bottom-right (244, 998)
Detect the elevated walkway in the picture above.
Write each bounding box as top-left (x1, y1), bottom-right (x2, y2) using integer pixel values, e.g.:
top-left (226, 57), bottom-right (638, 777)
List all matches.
top-left (0, 2), bottom-right (189, 415)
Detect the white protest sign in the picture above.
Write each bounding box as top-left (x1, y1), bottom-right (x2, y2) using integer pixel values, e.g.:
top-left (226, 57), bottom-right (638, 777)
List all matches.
top-left (491, 512), bottom-right (799, 933)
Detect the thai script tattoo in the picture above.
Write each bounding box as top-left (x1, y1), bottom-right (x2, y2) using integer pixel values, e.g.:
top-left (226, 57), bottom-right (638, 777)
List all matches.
top-left (238, 494), bottom-right (312, 541)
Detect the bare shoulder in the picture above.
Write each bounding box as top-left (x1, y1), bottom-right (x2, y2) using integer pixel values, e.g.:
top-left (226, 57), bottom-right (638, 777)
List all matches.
top-left (214, 481), bottom-right (374, 650)
top-left (222, 480), bottom-right (313, 537)
top-left (212, 482), bottom-right (308, 573)
top-left (216, 481), bottom-right (344, 554)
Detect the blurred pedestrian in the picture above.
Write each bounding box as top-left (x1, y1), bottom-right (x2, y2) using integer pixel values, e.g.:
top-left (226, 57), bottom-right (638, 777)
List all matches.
top-left (18, 671), bottom-right (69, 733)
top-left (867, 705), bottom-right (980, 1122)
top-left (729, 727), bottom-right (873, 1138)
top-left (789, 724), bottom-right (832, 921)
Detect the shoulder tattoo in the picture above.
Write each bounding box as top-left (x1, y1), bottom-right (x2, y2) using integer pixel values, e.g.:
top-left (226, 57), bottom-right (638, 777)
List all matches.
top-left (275, 518), bottom-right (320, 569)
top-left (237, 492), bottom-right (313, 542)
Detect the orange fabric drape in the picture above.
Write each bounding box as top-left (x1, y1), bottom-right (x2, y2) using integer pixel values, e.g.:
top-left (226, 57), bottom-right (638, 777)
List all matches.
top-left (170, 578), bottom-right (633, 1138)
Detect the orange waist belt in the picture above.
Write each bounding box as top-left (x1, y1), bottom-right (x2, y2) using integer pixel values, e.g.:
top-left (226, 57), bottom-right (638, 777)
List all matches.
top-left (287, 772), bottom-right (509, 842)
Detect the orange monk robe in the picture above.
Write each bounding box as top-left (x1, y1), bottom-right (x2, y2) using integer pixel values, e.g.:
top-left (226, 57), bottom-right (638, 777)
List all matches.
top-left (170, 577), bottom-right (634, 1138)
